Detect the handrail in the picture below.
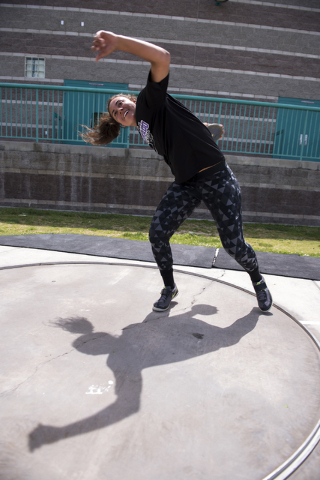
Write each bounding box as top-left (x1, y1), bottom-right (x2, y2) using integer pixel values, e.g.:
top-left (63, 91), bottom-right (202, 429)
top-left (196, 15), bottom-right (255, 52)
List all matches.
top-left (1, 82), bottom-right (319, 161)
top-left (1, 82), bottom-right (320, 112)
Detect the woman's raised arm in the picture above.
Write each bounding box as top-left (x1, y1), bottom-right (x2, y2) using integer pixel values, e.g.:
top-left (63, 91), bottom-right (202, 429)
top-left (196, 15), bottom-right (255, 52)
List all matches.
top-left (91, 31), bottom-right (170, 83)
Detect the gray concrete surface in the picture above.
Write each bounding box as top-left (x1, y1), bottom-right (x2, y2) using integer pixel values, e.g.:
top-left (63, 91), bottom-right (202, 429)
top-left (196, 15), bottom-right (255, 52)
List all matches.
top-left (0, 246), bottom-right (320, 480)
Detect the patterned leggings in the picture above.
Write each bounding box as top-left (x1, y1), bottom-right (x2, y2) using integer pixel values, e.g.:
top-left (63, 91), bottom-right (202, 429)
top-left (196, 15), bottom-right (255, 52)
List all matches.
top-left (149, 164), bottom-right (258, 273)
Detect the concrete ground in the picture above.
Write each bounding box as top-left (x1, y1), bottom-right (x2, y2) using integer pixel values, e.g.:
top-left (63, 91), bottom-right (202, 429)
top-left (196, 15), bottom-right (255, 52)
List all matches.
top-left (0, 245), bottom-right (320, 480)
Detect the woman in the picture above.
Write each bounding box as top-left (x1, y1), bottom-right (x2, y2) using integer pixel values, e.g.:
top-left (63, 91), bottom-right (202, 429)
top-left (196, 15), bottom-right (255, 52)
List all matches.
top-left (86, 31), bottom-right (272, 313)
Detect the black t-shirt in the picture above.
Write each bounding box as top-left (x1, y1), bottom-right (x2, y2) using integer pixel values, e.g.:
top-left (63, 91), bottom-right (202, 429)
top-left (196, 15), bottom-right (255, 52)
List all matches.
top-left (135, 72), bottom-right (225, 184)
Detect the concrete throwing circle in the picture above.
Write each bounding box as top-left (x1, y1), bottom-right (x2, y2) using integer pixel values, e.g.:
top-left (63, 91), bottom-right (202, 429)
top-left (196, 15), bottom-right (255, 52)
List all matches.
top-left (1, 262), bottom-right (320, 480)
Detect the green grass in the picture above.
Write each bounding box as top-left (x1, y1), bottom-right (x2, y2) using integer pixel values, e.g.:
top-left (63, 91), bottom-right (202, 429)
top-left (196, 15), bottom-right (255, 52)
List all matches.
top-left (0, 207), bottom-right (319, 257)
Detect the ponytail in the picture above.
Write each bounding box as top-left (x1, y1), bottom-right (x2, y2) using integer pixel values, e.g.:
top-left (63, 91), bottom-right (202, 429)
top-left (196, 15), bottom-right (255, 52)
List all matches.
top-left (80, 93), bottom-right (137, 146)
top-left (80, 114), bottom-right (120, 145)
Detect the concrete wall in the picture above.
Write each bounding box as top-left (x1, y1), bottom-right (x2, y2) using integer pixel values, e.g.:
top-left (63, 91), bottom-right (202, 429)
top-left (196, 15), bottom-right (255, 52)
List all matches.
top-left (1, 0), bottom-right (320, 102)
top-left (1, 141), bottom-right (319, 226)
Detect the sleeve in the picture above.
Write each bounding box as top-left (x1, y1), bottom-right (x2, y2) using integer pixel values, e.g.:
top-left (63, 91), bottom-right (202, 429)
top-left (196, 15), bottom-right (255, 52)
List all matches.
top-left (145, 70), bottom-right (169, 110)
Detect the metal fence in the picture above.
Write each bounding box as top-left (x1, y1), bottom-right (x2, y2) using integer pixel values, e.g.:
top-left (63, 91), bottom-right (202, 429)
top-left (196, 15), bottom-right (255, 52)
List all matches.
top-left (1, 82), bottom-right (319, 161)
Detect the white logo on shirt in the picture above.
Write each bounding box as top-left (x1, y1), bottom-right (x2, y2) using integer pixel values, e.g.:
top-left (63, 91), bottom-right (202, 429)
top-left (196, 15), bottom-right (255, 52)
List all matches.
top-left (138, 120), bottom-right (157, 152)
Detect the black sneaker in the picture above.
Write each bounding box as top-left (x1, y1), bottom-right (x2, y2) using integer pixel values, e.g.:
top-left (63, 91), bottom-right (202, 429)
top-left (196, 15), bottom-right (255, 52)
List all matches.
top-left (252, 277), bottom-right (273, 312)
top-left (153, 284), bottom-right (179, 312)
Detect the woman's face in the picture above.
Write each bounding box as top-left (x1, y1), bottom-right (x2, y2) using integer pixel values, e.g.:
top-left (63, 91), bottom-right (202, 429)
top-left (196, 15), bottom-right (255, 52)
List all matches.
top-left (109, 96), bottom-right (137, 127)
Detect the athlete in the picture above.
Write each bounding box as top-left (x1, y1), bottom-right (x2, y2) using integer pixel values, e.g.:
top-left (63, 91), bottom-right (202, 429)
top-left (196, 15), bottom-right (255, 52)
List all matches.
top-left (84, 31), bottom-right (272, 313)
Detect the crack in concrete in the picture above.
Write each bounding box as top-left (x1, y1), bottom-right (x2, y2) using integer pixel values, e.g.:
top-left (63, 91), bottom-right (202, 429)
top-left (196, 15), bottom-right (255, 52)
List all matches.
top-left (216, 270), bottom-right (226, 280)
top-left (0, 349), bottom-right (74, 398)
top-left (190, 281), bottom-right (212, 307)
top-left (0, 333), bottom-right (110, 398)
top-left (74, 332), bottom-right (109, 348)
top-left (173, 278), bottom-right (214, 316)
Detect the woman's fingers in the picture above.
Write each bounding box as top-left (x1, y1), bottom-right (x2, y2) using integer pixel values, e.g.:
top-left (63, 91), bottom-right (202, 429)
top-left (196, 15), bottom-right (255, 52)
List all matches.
top-left (91, 31), bottom-right (117, 61)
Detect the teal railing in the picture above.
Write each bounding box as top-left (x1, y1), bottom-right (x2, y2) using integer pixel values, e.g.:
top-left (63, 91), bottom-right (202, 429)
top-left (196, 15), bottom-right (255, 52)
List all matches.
top-left (1, 83), bottom-right (319, 161)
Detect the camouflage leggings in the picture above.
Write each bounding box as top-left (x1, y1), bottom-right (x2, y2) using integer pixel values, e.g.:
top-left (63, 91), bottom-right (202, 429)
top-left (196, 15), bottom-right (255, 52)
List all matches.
top-left (149, 164), bottom-right (258, 273)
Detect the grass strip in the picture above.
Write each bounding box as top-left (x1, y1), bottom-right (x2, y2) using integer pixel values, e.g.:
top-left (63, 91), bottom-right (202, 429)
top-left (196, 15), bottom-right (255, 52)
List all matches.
top-left (0, 207), bottom-right (319, 257)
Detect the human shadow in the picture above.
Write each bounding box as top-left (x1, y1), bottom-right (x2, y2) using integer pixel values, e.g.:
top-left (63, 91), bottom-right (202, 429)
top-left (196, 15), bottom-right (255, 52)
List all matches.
top-left (29, 305), bottom-right (267, 451)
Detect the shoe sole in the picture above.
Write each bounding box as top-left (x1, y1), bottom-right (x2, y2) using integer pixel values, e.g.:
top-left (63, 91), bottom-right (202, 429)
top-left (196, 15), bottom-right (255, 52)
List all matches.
top-left (152, 290), bottom-right (179, 312)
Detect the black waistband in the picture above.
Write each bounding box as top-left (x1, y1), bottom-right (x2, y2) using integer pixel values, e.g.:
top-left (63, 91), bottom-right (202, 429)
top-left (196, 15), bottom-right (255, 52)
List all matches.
top-left (190, 159), bottom-right (226, 182)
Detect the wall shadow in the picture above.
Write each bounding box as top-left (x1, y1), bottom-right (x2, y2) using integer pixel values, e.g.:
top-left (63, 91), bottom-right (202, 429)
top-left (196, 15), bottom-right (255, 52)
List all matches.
top-left (29, 305), bottom-right (267, 451)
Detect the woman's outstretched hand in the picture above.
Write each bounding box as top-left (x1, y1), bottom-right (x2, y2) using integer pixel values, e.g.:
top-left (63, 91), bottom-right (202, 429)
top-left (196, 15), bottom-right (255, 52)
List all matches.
top-left (91, 31), bottom-right (118, 62)
top-left (91, 31), bottom-right (170, 82)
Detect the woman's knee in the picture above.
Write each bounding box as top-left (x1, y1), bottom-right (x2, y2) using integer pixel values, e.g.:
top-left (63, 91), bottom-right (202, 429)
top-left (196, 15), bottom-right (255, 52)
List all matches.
top-left (220, 233), bottom-right (246, 260)
top-left (149, 222), bottom-right (170, 245)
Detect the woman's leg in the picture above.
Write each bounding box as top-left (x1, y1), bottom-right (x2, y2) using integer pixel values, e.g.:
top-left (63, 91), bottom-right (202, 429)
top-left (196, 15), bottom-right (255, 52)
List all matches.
top-left (149, 181), bottom-right (200, 311)
top-left (200, 166), bottom-right (258, 273)
top-left (196, 165), bottom-right (272, 311)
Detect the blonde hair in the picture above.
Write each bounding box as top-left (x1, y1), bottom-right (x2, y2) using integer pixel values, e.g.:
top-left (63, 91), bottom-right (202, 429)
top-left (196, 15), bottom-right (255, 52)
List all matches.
top-left (80, 93), bottom-right (137, 146)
